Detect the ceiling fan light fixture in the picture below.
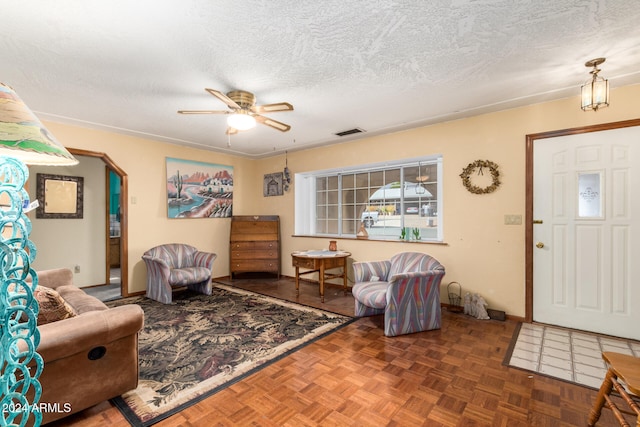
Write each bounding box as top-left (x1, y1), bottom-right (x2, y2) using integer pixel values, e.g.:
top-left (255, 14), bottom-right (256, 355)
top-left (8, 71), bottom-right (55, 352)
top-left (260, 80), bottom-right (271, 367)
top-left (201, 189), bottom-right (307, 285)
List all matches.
top-left (179, 88), bottom-right (292, 133)
top-left (227, 112), bottom-right (256, 131)
top-left (581, 58), bottom-right (609, 112)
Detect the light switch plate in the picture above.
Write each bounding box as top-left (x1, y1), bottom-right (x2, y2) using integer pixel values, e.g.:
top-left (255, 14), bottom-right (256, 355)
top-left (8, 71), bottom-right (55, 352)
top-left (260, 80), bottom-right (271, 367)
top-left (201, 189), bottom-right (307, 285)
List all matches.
top-left (504, 214), bottom-right (522, 225)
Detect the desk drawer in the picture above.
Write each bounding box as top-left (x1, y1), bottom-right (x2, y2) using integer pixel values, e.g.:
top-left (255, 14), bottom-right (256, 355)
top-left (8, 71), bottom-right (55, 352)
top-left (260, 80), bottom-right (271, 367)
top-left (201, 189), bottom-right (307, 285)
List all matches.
top-left (292, 257), bottom-right (317, 269)
top-left (231, 260), bottom-right (279, 273)
top-left (231, 250), bottom-right (278, 260)
top-left (230, 241), bottom-right (278, 251)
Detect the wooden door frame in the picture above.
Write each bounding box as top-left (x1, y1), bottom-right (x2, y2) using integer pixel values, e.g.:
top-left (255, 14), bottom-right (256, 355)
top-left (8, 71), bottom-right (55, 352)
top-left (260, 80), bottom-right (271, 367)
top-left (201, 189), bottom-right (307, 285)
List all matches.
top-left (525, 118), bottom-right (640, 322)
top-left (68, 148), bottom-right (129, 297)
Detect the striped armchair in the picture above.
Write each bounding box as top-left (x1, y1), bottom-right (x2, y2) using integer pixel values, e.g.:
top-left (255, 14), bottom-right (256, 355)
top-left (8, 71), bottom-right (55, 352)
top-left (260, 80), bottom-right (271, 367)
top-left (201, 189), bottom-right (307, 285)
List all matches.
top-left (352, 252), bottom-right (445, 336)
top-left (142, 243), bottom-right (217, 304)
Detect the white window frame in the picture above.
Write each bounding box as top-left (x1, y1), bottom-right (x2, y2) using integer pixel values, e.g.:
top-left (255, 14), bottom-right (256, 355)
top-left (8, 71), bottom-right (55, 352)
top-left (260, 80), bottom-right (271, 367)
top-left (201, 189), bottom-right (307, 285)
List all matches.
top-left (294, 155), bottom-right (443, 242)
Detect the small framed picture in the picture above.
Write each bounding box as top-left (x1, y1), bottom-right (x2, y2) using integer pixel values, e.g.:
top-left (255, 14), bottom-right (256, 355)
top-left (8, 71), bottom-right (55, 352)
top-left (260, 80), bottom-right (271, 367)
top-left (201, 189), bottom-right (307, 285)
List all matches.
top-left (35, 173), bottom-right (84, 219)
top-left (263, 172), bottom-right (284, 197)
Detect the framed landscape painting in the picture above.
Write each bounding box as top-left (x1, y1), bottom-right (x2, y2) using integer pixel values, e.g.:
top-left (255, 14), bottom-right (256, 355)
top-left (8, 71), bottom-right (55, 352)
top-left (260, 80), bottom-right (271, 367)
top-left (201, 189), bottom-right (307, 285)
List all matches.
top-left (166, 157), bottom-right (233, 219)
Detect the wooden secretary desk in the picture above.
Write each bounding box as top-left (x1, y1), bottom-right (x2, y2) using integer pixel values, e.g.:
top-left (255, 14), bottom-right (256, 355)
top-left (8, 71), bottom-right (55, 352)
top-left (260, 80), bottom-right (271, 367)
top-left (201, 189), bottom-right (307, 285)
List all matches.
top-left (229, 215), bottom-right (280, 280)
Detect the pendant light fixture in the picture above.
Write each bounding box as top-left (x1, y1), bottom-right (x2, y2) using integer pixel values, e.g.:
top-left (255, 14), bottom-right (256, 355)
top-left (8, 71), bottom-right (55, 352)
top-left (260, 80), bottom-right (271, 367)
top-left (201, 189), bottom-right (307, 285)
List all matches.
top-left (581, 58), bottom-right (609, 112)
top-left (415, 162), bottom-right (427, 195)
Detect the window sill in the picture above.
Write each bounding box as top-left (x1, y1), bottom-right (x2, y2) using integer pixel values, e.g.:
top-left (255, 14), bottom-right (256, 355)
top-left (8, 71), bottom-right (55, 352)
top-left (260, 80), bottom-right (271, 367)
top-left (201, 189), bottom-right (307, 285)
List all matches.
top-left (292, 234), bottom-right (448, 245)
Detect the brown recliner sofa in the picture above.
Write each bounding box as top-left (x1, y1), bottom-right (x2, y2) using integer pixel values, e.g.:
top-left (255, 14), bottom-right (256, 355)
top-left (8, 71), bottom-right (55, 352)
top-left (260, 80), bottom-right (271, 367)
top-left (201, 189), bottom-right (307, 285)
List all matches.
top-left (33, 268), bottom-right (144, 424)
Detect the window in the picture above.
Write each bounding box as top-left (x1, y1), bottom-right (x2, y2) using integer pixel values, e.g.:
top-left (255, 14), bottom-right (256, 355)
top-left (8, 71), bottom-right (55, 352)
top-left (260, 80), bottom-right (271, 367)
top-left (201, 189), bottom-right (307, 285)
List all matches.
top-left (295, 156), bottom-right (443, 241)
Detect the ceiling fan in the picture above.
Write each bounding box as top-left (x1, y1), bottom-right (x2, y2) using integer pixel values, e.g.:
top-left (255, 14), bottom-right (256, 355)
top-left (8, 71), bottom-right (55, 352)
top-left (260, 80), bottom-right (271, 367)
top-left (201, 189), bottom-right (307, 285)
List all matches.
top-left (178, 88), bottom-right (293, 134)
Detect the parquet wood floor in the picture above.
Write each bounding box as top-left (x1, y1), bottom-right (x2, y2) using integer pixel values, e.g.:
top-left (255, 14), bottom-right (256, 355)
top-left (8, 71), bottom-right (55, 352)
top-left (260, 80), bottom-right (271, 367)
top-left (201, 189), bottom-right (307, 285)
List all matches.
top-left (48, 277), bottom-right (623, 426)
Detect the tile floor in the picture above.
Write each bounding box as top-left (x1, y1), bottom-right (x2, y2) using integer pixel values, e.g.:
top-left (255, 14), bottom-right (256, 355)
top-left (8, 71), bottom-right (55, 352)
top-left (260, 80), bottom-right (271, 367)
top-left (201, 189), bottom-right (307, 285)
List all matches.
top-left (82, 268), bottom-right (122, 302)
top-left (509, 323), bottom-right (640, 389)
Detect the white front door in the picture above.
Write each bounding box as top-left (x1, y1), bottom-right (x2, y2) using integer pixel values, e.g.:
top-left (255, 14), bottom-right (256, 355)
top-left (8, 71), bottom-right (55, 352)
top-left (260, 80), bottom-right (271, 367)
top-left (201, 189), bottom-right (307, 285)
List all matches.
top-left (533, 126), bottom-right (640, 340)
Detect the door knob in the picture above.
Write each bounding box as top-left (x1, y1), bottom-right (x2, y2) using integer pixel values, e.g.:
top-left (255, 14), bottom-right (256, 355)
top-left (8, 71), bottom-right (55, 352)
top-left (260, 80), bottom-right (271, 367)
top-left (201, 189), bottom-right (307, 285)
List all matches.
top-left (536, 242), bottom-right (544, 249)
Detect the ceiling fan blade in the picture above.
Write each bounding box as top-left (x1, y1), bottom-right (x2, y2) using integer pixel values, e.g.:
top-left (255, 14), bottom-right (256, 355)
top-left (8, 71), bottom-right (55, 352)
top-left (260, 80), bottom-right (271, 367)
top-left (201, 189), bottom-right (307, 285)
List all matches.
top-left (177, 110), bottom-right (230, 114)
top-left (252, 102), bottom-right (294, 114)
top-left (254, 114), bottom-right (291, 132)
top-left (226, 127), bottom-right (238, 135)
top-left (206, 88), bottom-right (241, 109)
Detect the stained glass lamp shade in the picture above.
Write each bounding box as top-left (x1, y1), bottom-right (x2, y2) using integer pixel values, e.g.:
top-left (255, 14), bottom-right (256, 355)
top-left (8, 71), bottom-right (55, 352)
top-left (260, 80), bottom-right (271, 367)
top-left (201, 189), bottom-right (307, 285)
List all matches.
top-left (0, 82), bottom-right (78, 426)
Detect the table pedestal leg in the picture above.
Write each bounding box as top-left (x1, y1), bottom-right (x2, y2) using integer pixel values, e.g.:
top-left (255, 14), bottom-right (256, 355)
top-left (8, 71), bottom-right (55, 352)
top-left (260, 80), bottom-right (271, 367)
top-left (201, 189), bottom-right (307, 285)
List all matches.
top-left (319, 263), bottom-right (325, 303)
top-left (295, 266), bottom-right (300, 297)
top-left (343, 267), bottom-right (348, 296)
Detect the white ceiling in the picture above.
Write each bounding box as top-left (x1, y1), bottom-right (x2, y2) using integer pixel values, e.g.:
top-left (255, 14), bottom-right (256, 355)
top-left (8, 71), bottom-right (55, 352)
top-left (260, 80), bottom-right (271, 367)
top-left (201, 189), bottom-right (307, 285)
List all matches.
top-left (3, 1), bottom-right (640, 159)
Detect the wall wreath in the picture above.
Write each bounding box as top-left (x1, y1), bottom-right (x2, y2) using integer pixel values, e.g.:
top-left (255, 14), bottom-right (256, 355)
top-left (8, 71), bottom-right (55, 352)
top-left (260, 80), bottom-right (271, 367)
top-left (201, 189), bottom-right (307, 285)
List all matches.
top-left (460, 160), bottom-right (501, 194)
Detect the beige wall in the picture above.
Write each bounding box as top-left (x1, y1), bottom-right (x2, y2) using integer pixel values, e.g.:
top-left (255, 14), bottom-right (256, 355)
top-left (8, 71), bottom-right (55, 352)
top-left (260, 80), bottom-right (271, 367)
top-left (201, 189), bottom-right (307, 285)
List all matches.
top-left (29, 157), bottom-right (106, 287)
top-left (31, 83), bottom-right (640, 317)
top-left (250, 84), bottom-right (640, 318)
top-left (30, 123), bottom-right (254, 295)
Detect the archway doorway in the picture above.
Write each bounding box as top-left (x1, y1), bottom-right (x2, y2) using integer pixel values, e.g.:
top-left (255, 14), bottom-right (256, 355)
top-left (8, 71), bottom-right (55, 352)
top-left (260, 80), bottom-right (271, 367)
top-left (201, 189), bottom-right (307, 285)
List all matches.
top-left (68, 148), bottom-right (129, 297)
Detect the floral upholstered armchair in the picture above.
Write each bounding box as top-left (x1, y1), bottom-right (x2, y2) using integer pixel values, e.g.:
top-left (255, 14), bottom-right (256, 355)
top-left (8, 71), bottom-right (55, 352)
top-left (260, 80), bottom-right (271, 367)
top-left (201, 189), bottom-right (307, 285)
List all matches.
top-left (352, 252), bottom-right (445, 336)
top-left (142, 243), bottom-right (217, 304)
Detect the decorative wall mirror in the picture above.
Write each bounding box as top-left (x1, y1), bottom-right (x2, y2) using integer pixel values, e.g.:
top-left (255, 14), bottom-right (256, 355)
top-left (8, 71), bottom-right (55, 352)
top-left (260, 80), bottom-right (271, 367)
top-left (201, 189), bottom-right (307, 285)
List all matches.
top-left (35, 173), bottom-right (84, 219)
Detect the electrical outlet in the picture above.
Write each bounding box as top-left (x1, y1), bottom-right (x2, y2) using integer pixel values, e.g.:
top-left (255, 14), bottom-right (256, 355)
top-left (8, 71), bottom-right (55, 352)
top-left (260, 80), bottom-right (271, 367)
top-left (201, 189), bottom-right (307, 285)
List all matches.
top-left (74, 265), bottom-right (81, 273)
top-left (504, 214), bottom-right (522, 225)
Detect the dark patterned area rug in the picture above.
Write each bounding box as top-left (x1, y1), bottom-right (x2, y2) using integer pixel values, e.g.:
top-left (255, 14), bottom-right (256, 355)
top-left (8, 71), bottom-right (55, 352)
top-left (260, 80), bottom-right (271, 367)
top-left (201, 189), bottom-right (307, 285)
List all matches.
top-left (107, 284), bottom-right (354, 427)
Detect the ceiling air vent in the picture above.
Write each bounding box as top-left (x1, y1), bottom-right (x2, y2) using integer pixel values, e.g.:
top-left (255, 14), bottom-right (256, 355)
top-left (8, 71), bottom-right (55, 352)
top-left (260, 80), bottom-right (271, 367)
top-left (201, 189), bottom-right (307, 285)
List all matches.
top-left (334, 128), bottom-right (365, 137)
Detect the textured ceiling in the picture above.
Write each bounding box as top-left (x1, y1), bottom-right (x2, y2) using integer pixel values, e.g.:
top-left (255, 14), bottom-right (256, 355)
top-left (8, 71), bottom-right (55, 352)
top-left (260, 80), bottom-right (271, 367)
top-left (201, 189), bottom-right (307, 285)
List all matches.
top-left (2, 1), bottom-right (640, 158)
